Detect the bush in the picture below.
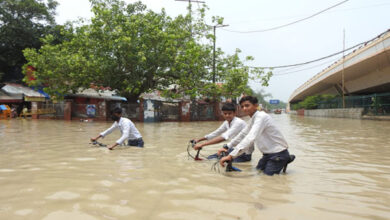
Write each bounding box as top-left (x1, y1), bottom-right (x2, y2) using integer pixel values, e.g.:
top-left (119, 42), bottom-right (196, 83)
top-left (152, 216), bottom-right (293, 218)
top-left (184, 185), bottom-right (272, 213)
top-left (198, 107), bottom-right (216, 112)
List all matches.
top-left (293, 94), bottom-right (337, 110)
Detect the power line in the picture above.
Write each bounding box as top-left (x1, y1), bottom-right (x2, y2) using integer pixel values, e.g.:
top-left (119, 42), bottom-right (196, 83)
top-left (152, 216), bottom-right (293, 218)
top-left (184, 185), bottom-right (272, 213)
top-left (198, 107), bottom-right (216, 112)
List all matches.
top-left (252, 46), bottom-right (354, 69)
top-left (273, 57), bottom-right (340, 76)
top-left (221, 0), bottom-right (349, 34)
top-left (175, 0), bottom-right (205, 37)
top-left (175, 0), bottom-right (205, 3)
top-left (249, 29), bottom-right (390, 69)
top-left (225, 2), bottom-right (390, 26)
top-left (329, 2), bottom-right (390, 12)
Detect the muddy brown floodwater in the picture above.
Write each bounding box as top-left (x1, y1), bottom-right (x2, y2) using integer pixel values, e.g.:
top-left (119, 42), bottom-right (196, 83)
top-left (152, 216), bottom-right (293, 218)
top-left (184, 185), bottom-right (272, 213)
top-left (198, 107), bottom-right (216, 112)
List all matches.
top-left (0, 114), bottom-right (389, 220)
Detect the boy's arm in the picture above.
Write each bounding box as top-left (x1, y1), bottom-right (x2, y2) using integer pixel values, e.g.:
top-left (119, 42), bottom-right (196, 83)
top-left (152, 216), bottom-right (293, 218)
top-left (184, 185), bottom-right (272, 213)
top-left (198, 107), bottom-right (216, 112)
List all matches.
top-left (193, 137), bottom-right (207, 143)
top-left (194, 121), bottom-right (246, 150)
top-left (194, 121), bottom-right (228, 150)
top-left (100, 122), bottom-right (117, 137)
top-left (229, 115), bottom-right (267, 158)
top-left (204, 121), bottom-right (228, 140)
top-left (109, 122), bottom-right (131, 150)
top-left (115, 121), bottom-right (131, 146)
top-left (220, 120), bottom-right (246, 141)
top-left (194, 136), bottom-right (225, 150)
top-left (91, 122), bottom-right (116, 141)
top-left (91, 134), bottom-right (102, 141)
top-left (193, 122), bottom-right (228, 149)
top-left (107, 142), bottom-right (119, 150)
top-left (226, 123), bottom-right (250, 150)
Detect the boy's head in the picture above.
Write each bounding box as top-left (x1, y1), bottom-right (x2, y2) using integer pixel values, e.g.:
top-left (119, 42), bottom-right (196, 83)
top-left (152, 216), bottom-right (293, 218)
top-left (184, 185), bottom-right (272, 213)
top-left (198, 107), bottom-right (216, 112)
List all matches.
top-left (111, 107), bottom-right (122, 121)
top-left (221, 102), bottom-right (236, 122)
top-left (239, 96), bottom-right (258, 116)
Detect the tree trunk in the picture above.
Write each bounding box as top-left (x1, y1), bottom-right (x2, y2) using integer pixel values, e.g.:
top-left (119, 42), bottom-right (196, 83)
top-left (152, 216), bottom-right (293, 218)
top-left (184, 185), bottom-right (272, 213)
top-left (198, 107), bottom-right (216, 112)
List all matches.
top-left (124, 93), bottom-right (141, 104)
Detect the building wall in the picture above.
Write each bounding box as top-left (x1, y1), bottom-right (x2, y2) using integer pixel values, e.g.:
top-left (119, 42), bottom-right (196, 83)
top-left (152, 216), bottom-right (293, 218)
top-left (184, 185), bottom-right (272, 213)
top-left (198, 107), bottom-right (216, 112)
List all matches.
top-left (27, 98), bottom-right (231, 122)
top-left (72, 97), bottom-right (107, 120)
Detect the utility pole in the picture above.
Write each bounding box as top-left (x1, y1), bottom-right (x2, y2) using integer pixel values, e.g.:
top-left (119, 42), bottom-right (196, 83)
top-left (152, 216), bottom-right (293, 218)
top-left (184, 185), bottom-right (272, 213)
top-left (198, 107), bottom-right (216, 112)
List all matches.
top-left (212, 24), bottom-right (228, 83)
top-left (175, 0), bottom-right (205, 36)
top-left (342, 29), bottom-right (346, 108)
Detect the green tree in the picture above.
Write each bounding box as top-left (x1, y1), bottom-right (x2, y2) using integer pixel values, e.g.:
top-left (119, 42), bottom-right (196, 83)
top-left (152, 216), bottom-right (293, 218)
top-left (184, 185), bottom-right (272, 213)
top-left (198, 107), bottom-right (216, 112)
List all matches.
top-left (24, 0), bottom-right (212, 101)
top-left (218, 49), bottom-right (271, 99)
top-left (292, 94), bottom-right (337, 110)
top-left (0, 0), bottom-right (58, 83)
top-left (23, 0), bottom-right (272, 102)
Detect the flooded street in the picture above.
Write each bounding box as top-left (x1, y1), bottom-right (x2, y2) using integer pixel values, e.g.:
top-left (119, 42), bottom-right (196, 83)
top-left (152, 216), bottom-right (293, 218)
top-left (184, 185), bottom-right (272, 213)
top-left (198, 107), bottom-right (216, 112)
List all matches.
top-left (0, 115), bottom-right (389, 220)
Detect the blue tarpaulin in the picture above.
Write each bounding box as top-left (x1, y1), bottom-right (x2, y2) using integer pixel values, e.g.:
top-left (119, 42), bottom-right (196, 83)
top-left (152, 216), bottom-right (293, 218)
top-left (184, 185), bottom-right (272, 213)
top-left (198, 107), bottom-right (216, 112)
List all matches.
top-left (31, 86), bottom-right (50, 99)
top-left (0, 105), bottom-right (7, 110)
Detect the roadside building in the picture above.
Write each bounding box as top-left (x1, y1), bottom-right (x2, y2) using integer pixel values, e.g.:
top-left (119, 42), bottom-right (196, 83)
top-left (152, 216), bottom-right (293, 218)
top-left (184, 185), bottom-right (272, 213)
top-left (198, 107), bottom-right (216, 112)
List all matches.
top-left (1, 83), bottom-right (47, 118)
top-left (0, 88), bottom-right (23, 104)
top-left (65, 88), bottom-right (127, 121)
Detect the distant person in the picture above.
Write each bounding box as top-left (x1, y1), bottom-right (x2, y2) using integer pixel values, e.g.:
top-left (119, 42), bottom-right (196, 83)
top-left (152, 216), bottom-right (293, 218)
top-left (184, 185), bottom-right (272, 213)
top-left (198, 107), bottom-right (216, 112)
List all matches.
top-left (11, 105), bottom-right (17, 118)
top-left (22, 106), bottom-right (28, 118)
top-left (219, 96), bottom-right (295, 175)
top-left (91, 107), bottom-right (144, 150)
top-left (192, 102), bottom-right (253, 162)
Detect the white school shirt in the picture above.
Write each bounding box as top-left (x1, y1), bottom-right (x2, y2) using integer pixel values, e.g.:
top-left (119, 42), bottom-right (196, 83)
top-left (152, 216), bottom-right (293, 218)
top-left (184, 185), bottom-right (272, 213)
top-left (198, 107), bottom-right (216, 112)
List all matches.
top-left (204, 117), bottom-right (247, 141)
top-left (100, 117), bottom-right (142, 145)
top-left (229, 111), bottom-right (288, 158)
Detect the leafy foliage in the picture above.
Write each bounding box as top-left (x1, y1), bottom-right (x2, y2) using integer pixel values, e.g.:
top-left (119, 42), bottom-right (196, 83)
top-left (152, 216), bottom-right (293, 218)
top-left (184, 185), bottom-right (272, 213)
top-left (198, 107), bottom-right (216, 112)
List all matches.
top-left (23, 0), bottom-right (272, 102)
top-left (0, 0), bottom-right (58, 82)
top-left (291, 94), bottom-right (337, 110)
top-left (218, 50), bottom-right (272, 99)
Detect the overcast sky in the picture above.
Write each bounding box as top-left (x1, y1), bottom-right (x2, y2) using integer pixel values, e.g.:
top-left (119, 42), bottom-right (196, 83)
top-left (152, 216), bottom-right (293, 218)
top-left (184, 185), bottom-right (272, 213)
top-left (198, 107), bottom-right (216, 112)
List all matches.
top-left (55, 0), bottom-right (390, 102)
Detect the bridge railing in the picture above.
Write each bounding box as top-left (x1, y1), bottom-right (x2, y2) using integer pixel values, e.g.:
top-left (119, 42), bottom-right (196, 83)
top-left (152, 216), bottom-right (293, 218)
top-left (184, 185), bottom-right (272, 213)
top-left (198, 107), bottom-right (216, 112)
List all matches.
top-left (318, 93), bottom-right (390, 115)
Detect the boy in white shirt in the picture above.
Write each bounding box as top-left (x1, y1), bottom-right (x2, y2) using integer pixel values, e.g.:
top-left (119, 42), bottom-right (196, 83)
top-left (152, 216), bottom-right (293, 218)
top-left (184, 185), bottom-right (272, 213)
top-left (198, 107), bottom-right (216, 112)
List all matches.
top-left (91, 107), bottom-right (143, 150)
top-left (192, 102), bottom-right (253, 162)
top-left (219, 96), bottom-right (295, 175)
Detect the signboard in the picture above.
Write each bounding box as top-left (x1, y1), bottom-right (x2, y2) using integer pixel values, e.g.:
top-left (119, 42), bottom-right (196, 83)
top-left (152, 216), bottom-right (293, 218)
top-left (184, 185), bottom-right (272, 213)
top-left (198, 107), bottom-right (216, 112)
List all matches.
top-left (269, 99), bottom-right (280, 105)
top-left (24, 96), bottom-right (45, 102)
top-left (86, 105), bottom-right (96, 117)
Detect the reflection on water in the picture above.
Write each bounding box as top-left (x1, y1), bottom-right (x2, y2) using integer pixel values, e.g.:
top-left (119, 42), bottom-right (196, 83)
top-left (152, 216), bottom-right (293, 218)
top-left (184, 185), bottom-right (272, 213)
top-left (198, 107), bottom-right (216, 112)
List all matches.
top-left (0, 115), bottom-right (389, 219)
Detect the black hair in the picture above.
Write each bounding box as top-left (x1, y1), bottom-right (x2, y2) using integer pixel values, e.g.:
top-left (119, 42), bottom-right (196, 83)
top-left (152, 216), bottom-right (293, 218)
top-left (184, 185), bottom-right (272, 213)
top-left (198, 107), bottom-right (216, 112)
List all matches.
top-left (112, 107), bottom-right (122, 114)
top-left (221, 102), bottom-right (236, 112)
top-left (239, 96), bottom-right (258, 105)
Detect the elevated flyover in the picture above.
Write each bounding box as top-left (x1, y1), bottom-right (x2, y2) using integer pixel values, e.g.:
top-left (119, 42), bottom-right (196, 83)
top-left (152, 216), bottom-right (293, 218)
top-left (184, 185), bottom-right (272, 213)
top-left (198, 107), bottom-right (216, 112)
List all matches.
top-left (289, 30), bottom-right (390, 104)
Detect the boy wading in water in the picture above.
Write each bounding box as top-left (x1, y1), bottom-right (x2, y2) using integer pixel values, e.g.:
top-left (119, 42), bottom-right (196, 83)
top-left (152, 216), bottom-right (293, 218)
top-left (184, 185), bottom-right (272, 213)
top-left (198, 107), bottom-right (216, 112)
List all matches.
top-left (219, 96), bottom-right (295, 175)
top-left (91, 107), bottom-right (144, 150)
top-left (192, 102), bottom-right (253, 162)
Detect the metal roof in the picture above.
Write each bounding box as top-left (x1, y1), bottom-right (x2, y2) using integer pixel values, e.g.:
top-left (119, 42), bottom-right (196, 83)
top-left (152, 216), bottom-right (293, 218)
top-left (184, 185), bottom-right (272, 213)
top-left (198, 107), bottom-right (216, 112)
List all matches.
top-left (141, 91), bottom-right (182, 102)
top-left (0, 89), bottom-right (23, 103)
top-left (2, 83), bottom-right (45, 98)
top-left (67, 88), bottom-right (127, 101)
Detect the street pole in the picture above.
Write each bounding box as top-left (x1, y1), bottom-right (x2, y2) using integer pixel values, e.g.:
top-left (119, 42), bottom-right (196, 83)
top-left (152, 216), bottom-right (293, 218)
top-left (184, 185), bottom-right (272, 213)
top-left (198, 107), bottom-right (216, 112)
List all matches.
top-left (213, 25), bottom-right (216, 83)
top-left (175, 0), bottom-right (205, 37)
top-left (342, 29), bottom-right (345, 108)
top-left (212, 24), bottom-right (228, 83)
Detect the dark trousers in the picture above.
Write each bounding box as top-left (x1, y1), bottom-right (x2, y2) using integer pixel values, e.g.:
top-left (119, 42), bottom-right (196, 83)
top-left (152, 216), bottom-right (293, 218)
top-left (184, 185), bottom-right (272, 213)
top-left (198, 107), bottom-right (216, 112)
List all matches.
top-left (256, 149), bottom-right (290, 175)
top-left (207, 148), bottom-right (252, 162)
top-left (228, 147), bottom-right (252, 162)
top-left (127, 138), bottom-right (144, 147)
